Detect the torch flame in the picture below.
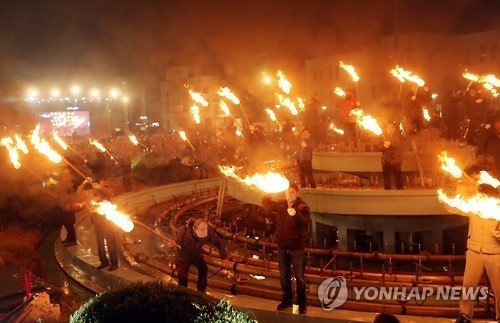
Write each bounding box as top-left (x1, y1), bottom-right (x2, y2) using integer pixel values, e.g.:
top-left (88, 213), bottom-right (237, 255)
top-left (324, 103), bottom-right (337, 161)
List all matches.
top-left (477, 171), bottom-right (500, 188)
top-left (482, 74), bottom-right (500, 87)
top-left (219, 100), bottom-right (231, 116)
top-left (91, 200), bottom-right (134, 232)
top-left (31, 125), bottom-right (63, 163)
top-left (52, 131), bottom-right (68, 150)
top-left (437, 189), bottom-right (499, 220)
top-left (276, 70), bottom-right (292, 94)
top-left (275, 93), bottom-right (298, 116)
top-left (437, 151), bottom-right (463, 179)
top-left (188, 89), bottom-right (208, 107)
top-left (219, 165), bottom-right (289, 194)
top-left (190, 104), bottom-right (201, 124)
top-left (462, 70), bottom-right (479, 82)
top-left (296, 97), bottom-right (305, 111)
top-left (218, 87), bottom-right (240, 105)
top-left (266, 108), bottom-right (277, 122)
top-left (14, 134), bottom-right (29, 154)
top-left (339, 61), bottom-right (360, 82)
top-left (329, 123), bottom-right (345, 135)
top-left (1, 137), bottom-right (21, 169)
top-left (178, 130), bottom-right (188, 141)
top-left (129, 135), bottom-right (139, 145)
top-left (89, 139), bottom-right (107, 153)
top-left (349, 109), bottom-right (382, 136)
top-left (422, 108), bottom-right (431, 122)
top-left (334, 87), bottom-right (346, 97)
top-left (389, 66), bottom-right (425, 87)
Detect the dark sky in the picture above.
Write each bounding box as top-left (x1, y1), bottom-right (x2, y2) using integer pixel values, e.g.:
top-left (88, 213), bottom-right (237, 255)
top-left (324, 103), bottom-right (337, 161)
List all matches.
top-left (0, 0), bottom-right (498, 93)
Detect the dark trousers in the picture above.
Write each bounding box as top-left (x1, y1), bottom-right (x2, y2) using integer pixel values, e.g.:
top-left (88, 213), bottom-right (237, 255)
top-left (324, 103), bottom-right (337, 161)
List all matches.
top-left (382, 164), bottom-right (403, 189)
top-left (278, 249), bottom-right (306, 306)
top-left (176, 257), bottom-right (208, 292)
top-left (298, 160), bottom-right (316, 188)
top-left (63, 221), bottom-right (77, 241)
top-left (95, 224), bottom-right (118, 266)
top-left (343, 122), bottom-right (357, 148)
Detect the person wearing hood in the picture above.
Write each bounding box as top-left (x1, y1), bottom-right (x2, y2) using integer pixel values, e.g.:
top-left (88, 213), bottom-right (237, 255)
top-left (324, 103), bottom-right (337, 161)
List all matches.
top-left (262, 183), bottom-right (310, 315)
top-left (175, 218), bottom-right (230, 293)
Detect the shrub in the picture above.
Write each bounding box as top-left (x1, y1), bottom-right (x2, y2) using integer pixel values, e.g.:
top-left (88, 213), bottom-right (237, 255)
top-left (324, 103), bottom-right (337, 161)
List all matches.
top-left (70, 281), bottom-right (256, 323)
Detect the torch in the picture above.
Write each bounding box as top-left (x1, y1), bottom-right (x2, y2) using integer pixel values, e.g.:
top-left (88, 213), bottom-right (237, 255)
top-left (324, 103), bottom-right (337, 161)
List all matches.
top-left (178, 130), bottom-right (195, 151)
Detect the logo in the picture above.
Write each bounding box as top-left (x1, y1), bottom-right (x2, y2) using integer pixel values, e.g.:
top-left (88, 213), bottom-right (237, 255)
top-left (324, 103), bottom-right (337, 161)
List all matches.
top-left (317, 276), bottom-right (348, 310)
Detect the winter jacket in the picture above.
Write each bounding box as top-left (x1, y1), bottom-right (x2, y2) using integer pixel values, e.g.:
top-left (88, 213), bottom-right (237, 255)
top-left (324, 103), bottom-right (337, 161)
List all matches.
top-left (467, 214), bottom-right (500, 254)
top-left (262, 196), bottom-right (310, 250)
top-left (381, 133), bottom-right (404, 166)
top-left (297, 138), bottom-right (315, 162)
top-left (175, 219), bottom-right (228, 263)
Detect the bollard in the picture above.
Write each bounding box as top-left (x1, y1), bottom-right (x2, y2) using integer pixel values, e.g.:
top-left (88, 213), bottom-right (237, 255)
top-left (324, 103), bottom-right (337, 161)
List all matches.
top-left (452, 243), bottom-right (456, 255)
top-left (401, 243), bottom-right (405, 254)
top-left (388, 257), bottom-right (393, 275)
top-left (369, 241), bottom-right (372, 253)
top-left (434, 243), bottom-right (439, 255)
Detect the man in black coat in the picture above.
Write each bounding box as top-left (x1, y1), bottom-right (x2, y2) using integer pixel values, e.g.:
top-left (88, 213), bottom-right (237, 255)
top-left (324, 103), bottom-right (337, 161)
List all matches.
top-left (381, 123), bottom-right (404, 190)
top-left (262, 183), bottom-right (310, 314)
top-left (175, 218), bottom-right (230, 292)
top-left (296, 130), bottom-right (316, 188)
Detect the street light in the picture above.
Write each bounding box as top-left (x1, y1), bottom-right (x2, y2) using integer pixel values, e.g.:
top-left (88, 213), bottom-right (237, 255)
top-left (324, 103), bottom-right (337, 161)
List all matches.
top-left (27, 87), bottom-right (38, 100)
top-left (51, 87), bottom-right (61, 98)
top-left (110, 88), bottom-right (120, 99)
top-left (70, 85), bottom-right (81, 96)
top-left (90, 88), bottom-right (100, 98)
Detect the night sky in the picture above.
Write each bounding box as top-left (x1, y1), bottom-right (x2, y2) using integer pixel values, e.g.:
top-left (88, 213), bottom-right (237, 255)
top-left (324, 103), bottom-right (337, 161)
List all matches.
top-left (0, 0), bottom-right (498, 93)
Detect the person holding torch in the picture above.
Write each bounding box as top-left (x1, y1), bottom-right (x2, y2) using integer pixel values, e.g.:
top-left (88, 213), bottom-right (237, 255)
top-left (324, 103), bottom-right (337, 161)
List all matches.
top-left (262, 183), bottom-right (310, 315)
top-left (381, 123), bottom-right (404, 190)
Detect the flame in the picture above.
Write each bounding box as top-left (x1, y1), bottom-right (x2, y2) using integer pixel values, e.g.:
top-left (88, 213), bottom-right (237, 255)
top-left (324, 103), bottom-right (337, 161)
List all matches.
top-left (482, 74), bottom-right (500, 87)
top-left (275, 93), bottom-right (298, 116)
top-left (91, 200), bottom-right (134, 232)
top-left (31, 125), bottom-right (63, 163)
top-left (390, 66), bottom-right (425, 87)
top-left (339, 61), bottom-right (360, 82)
top-left (334, 87), bottom-right (346, 97)
top-left (437, 151), bottom-right (463, 179)
top-left (262, 73), bottom-right (272, 84)
top-left (178, 130), bottom-right (188, 141)
top-left (219, 100), bottom-right (231, 116)
top-left (190, 104), bottom-right (201, 124)
top-left (266, 108), bottom-right (277, 122)
top-left (52, 131), bottom-right (68, 150)
top-left (437, 189), bottom-right (499, 220)
top-left (477, 171), bottom-right (499, 188)
top-left (129, 135), bottom-right (139, 145)
top-left (14, 134), bottom-right (29, 154)
top-left (188, 89), bottom-right (208, 107)
top-left (349, 109), bottom-right (382, 136)
top-left (235, 129), bottom-right (242, 137)
top-left (296, 97), bottom-right (305, 111)
top-left (329, 123), bottom-right (345, 135)
top-left (276, 70), bottom-right (292, 94)
top-left (219, 165), bottom-right (289, 193)
top-left (218, 87), bottom-right (240, 105)
top-left (89, 139), bottom-right (107, 153)
top-left (462, 70), bottom-right (479, 82)
top-left (1, 137), bottom-right (21, 169)
top-left (422, 108), bottom-right (431, 122)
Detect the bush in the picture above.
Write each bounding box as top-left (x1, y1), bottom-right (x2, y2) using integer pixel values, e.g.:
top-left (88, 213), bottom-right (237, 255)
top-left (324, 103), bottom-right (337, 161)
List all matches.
top-left (70, 281), bottom-right (256, 323)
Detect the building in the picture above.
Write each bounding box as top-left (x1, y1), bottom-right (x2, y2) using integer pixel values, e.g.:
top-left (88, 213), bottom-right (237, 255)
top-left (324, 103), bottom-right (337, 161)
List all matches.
top-left (305, 29), bottom-right (500, 109)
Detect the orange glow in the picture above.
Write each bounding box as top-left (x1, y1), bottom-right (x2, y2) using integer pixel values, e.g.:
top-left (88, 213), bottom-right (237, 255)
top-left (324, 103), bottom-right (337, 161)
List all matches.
top-left (190, 104), bottom-right (201, 124)
top-left (188, 89), bottom-right (208, 107)
top-left (339, 61), bottom-right (360, 82)
top-left (422, 108), bottom-right (431, 122)
top-left (390, 66), bottom-right (425, 87)
top-left (329, 123), bottom-right (345, 135)
top-left (275, 93), bottom-right (298, 116)
top-left (178, 130), bottom-right (188, 141)
top-left (437, 189), bottom-right (499, 220)
top-left (437, 151), bottom-right (463, 179)
top-left (219, 165), bottom-right (290, 193)
top-left (218, 87), bottom-right (240, 105)
top-left (265, 108), bottom-right (277, 122)
top-left (129, 135), bottom-right (139, 145)
top-left (1, 137), bottom-right (21, 169)
top-left (219, 100), bottom-right (231, 116)
top-left (14, 134), bottom-right (29, 154)
top-left (477, 170), bottom-right (499, 188)
top-left (349, 108), bottom-right (382, 136)
top-left (31, 125), bottom-right (63, 164)
top-left (334, 87), bottom-right (346, 97)
top-left (91, 201), bottom-right (134, 232)
top-left (276, 70), bottom-right (292, 94)
top-left (89, 139), bottom-right (107, 153)
top-left (52, 131), bottom-right (68, 150)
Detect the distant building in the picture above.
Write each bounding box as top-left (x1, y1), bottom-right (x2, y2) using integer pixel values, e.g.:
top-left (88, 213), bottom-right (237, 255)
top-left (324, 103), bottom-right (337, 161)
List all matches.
top-left (161, 67), bottom-right (223, 130)
top-left (305, 29), bottom-right (499, 108)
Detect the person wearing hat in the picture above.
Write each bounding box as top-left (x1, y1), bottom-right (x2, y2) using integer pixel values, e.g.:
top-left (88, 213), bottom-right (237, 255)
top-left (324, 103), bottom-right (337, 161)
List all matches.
top-left (262, 183), bottom-right (310, 315)
top-left (174, 218), bottom-right (230, 292)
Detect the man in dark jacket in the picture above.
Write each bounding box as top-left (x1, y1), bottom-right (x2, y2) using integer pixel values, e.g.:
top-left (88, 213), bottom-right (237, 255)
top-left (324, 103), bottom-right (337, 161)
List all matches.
top-left (381, 123), bottom-right (404, 190)
top-left (262, 184), bottom-right (310, 314)
top-left (297, 130), bottom-right (316, 188)
top-left (175, 218), bottom-right (230, 292)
